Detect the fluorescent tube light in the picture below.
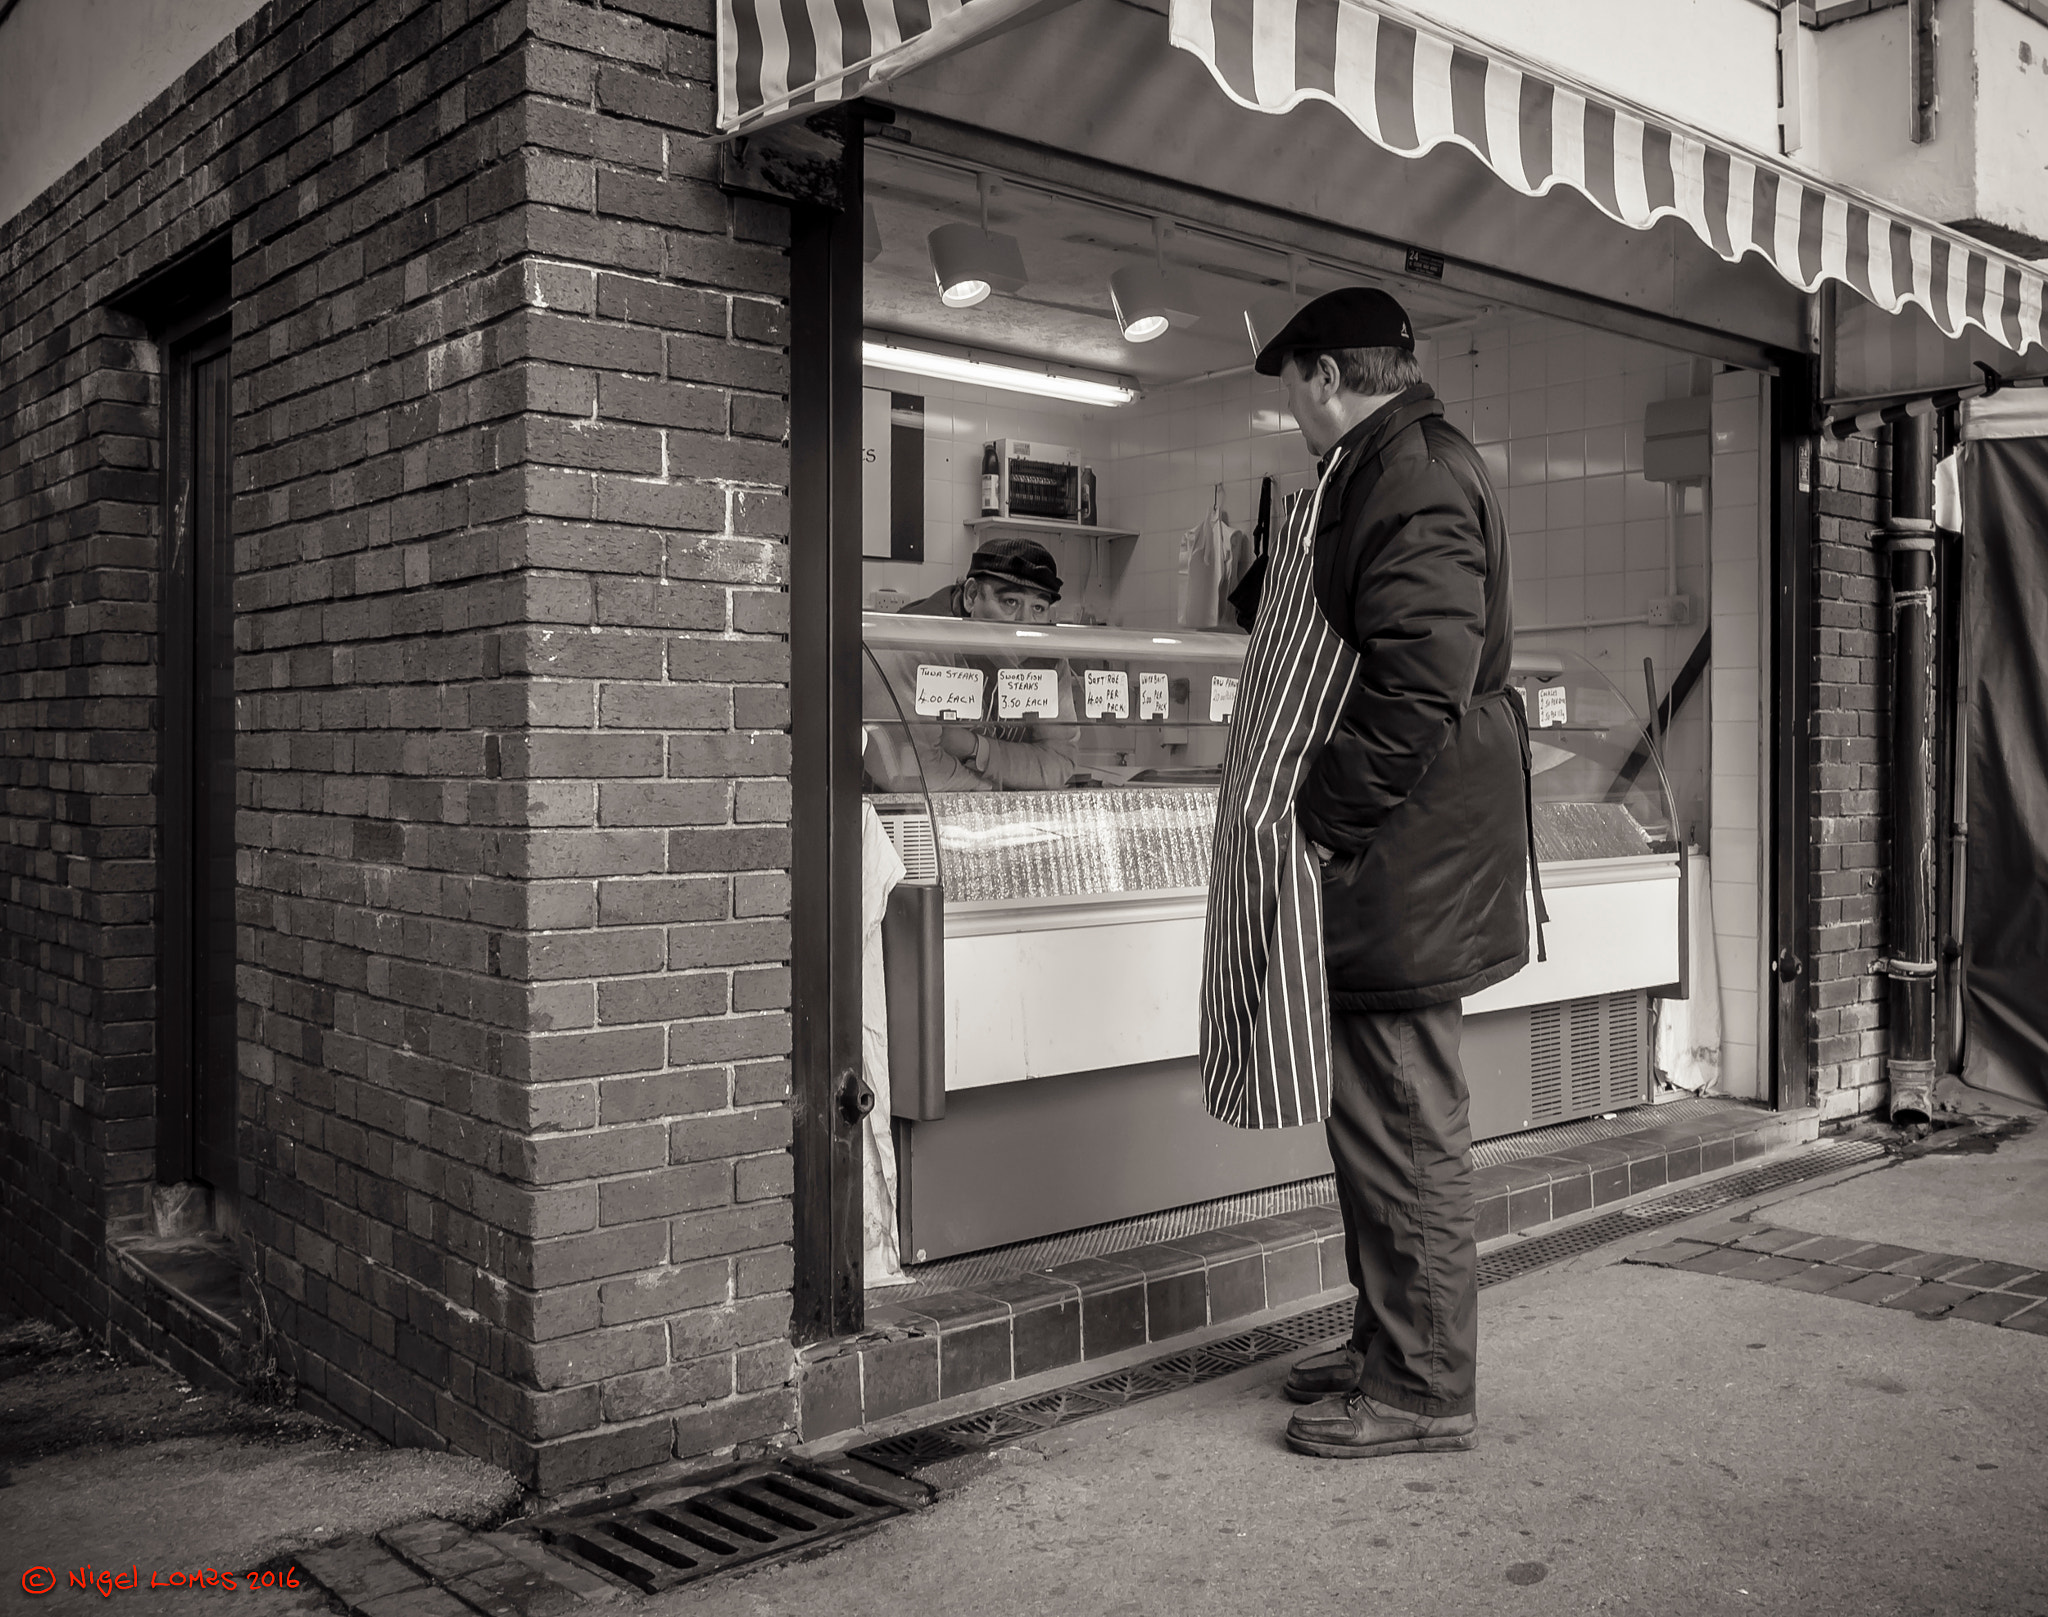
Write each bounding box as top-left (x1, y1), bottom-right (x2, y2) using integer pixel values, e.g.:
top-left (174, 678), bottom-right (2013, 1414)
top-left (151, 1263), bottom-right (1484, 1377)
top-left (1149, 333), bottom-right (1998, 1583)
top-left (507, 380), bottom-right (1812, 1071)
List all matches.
top-left (862, 341), bottom-right (1138, 407)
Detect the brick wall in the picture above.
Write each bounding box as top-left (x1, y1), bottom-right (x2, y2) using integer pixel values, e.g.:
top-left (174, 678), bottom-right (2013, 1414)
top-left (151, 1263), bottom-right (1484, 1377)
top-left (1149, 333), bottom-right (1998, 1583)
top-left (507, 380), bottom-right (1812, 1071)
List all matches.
top-left (1808, 431), bottom-right (1889, 1118)
top-left (2, 0), bottom-right (801, 1495)
top-left (465, 0), bottom-right (800, 1493)
top-left (0, 300), bottom-right (162, 1329)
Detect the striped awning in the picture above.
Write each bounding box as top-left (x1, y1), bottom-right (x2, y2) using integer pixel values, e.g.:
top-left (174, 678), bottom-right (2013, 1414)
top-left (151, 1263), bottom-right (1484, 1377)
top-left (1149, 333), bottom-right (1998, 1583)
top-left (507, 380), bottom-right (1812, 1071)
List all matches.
top-left (719, 0), bottom-right (1046, 135)
top-left (1170, 0), bottom-right (2048, 359)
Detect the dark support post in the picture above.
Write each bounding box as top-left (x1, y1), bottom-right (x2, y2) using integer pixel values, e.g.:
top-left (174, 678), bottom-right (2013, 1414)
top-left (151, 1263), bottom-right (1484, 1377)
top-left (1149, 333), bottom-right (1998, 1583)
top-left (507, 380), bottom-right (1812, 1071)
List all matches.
top-left (1878, 413), bottom-right (1940, 1124)
top-left (1935, 411), bottom-right (1968, 1076)
top-left (1908, 0), bottom-right (1939, 144)
top-left (787, 112), bottom-right (866, 1343)
top-left (1768, 365), bottom-right (1816, 1113)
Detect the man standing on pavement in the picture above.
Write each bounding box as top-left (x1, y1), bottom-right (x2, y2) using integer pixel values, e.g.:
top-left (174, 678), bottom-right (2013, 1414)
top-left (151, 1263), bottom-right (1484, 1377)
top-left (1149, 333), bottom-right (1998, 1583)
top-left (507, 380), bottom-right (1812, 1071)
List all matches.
top-left (1198, 288), bottom-right (1536, 1459)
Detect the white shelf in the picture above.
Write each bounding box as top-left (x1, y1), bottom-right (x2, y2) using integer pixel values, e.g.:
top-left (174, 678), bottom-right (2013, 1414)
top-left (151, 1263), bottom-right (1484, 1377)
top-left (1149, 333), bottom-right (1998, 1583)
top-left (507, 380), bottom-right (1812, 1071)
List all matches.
top-left (966, 515), bottom-right (1138, 542)
top-left (860, 612), bottom-right (1249, 662)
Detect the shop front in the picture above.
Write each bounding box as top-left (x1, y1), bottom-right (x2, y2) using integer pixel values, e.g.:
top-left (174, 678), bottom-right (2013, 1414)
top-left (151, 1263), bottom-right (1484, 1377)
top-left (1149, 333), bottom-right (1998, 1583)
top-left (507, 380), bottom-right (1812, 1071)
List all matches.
top-left (731, 0), bottom-right (2048, 1381)
top-left (10, 0), bottom-right (2048, 1499)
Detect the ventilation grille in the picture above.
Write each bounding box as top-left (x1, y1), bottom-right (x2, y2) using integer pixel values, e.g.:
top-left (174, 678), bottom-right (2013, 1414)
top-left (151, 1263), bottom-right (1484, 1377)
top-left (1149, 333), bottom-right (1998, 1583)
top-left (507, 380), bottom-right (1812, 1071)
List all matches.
top-left (1607, 993), bottom-right (1644, 1110)
top-left (1529, 1004), bottom-right (1564, 1122)
top-left (876, 808), bottom-right (939, 884)
top-left (1569, 996), bottom-right (1605, 1113)
top-left (532, 1457), bottom-right (932, 1595)
top-left (1525, 993), bottom-right (1647, 1128)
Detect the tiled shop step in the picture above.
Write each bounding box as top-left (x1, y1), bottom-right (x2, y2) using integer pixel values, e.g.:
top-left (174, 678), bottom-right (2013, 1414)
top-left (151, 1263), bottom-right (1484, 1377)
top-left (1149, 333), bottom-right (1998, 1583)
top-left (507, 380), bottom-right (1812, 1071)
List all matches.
top-left (798, 1101), bottom-right (1820, 1440)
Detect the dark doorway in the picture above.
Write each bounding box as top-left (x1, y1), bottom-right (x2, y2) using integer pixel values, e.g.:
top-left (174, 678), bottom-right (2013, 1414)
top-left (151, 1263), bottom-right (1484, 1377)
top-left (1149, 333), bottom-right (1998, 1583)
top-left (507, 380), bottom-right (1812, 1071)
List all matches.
top-left (158, 315), bottom-right (238, 1218)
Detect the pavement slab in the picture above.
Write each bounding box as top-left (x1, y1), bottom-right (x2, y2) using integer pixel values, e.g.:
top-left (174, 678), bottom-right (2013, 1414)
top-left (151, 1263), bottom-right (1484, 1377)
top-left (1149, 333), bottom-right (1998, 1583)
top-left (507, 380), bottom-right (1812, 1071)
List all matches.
top-left (1755, 1119), bottom-right (2048, 1269)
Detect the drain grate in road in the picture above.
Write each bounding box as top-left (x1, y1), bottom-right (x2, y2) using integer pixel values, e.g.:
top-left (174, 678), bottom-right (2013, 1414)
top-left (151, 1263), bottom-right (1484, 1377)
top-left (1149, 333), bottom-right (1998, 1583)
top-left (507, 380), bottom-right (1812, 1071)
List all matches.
top-left (853, 1139), bottom-right (1885, 1475)
top-left (533, 1454), bottom-right (934, 1594)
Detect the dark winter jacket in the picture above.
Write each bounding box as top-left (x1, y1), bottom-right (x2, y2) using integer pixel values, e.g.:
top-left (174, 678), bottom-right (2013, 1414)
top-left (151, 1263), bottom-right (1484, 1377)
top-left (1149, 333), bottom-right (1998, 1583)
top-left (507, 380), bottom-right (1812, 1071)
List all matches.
top-left (1293, 385), bottom-right (1532, 1010)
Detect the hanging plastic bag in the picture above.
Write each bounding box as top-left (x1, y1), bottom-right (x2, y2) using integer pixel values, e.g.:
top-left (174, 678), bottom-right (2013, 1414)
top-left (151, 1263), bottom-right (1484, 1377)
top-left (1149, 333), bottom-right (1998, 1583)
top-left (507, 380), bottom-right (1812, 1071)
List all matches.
top-left (1178, 492), bottom-right (1244, 629)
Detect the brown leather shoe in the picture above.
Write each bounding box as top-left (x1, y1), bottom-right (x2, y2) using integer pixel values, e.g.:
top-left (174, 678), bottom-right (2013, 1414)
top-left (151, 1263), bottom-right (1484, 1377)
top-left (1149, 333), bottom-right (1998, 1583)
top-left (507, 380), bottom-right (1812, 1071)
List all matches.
top-left (1282, 1343), bottom-right (1366, 1404)
top-left (1285, 1390), bottom-right (1477, 1458)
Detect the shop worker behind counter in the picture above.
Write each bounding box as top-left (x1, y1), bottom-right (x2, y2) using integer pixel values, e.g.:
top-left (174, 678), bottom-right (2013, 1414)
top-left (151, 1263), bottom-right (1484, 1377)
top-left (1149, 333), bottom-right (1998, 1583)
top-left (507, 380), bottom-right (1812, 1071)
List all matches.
top-left (862, 536), bottom-right (1080, 793)
top-left (1199, 287), bottom-right (1537, 1460)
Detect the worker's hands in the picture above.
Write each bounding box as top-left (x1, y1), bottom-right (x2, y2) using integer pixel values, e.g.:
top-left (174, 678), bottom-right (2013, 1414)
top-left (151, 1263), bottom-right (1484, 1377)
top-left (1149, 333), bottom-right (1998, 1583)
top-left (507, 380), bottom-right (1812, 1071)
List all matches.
top-left (939, 725), bottom-right (979, 763)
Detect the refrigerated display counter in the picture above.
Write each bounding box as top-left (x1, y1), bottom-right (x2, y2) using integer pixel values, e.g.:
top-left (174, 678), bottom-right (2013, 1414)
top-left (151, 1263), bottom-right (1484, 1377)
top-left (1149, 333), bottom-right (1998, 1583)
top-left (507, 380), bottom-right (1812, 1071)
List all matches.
top-left (862, 612), bottom-right (1682, 1260)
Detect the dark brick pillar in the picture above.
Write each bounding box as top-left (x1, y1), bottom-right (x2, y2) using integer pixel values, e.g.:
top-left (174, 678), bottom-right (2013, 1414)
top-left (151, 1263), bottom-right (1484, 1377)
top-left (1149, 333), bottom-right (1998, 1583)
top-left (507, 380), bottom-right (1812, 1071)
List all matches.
top-left (476, 0), bottom-right (799, 1496)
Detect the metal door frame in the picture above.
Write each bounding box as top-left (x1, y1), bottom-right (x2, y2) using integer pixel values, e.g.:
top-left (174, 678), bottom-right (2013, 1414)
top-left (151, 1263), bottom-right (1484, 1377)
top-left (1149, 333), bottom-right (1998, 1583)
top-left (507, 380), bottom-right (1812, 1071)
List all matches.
top-left (786, 114), bottom-right (868, 1344)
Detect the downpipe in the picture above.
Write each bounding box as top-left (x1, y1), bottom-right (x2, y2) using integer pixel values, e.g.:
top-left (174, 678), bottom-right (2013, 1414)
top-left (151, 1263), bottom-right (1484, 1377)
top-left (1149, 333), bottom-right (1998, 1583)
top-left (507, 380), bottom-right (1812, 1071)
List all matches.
top-left (1876, 416), bottom-right (1940, 1127)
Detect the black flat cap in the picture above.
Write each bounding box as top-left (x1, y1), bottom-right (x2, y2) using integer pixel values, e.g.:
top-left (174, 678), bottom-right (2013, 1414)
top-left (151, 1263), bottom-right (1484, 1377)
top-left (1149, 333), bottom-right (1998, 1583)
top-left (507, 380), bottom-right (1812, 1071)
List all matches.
top-left (967, 535), bottom-right (1062, 601)
top-left (1253, 286), bottom-right (1415, 376)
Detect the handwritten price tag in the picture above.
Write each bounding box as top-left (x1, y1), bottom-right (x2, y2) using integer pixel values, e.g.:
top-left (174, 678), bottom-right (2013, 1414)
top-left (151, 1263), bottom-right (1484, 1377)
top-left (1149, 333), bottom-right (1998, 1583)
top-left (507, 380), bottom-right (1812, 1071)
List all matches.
top-left (1084, 669), bottom-right (1129, 719)
top-left (913, 663), bottom-right (984, 719)
top-left (1209, 675), bottom-right (1239, 723)
top-left (1536, 685), bottom-right (1568, 728)
top-left (1138, 672), bottom-right (1170, 720)
top-left (996, 667), bottom-right (1059, 719)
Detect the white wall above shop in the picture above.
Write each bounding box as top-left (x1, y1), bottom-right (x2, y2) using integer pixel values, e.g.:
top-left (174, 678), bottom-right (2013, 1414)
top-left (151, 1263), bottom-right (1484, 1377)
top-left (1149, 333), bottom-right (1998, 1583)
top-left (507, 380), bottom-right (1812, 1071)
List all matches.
top-left (1810, 0), bottom-right (2048, 258)
top-left (0, 0), bottom-right (268, 228)
top-left (1416, 0), bottom-right (1783, 151)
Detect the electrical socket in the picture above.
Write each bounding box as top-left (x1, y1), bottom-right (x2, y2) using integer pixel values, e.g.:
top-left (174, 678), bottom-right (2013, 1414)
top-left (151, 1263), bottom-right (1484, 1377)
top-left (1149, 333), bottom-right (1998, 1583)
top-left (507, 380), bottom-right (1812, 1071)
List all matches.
top-left (1647, 594), bottom-right (1693, 626)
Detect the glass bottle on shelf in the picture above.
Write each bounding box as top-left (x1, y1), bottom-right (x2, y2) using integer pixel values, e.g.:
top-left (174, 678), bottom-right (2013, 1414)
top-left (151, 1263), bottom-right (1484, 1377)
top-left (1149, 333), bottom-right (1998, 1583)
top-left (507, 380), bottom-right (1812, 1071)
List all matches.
top-left (979, 442), bottom-right (1000, 518)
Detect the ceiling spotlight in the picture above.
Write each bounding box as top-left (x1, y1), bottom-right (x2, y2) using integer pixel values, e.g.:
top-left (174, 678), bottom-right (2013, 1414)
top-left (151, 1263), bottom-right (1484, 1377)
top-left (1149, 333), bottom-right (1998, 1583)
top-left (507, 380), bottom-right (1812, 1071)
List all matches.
top-left (1244, 255), bottom-right (1304, 356)
top-left (1112, 218), bottom-right (1196, 345)
top-left (927, 172), bottom-right (1025, 309)
top-left (1110, 265), bottom-right (1172, 343)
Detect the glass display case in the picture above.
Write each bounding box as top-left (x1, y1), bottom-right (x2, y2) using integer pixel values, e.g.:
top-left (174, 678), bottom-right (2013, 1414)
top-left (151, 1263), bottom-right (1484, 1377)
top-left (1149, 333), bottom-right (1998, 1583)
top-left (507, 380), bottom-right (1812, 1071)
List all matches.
top-left (861, 613), bottom-right (1244, 1112)
top-left (860, 614), bottom-right (1687, 1259)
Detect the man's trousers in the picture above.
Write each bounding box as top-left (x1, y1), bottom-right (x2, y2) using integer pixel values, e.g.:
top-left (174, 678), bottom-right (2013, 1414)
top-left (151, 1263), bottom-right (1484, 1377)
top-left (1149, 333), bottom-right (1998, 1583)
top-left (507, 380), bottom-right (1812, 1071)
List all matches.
top-left (1326, 1000), bottom-right (1478, 1418)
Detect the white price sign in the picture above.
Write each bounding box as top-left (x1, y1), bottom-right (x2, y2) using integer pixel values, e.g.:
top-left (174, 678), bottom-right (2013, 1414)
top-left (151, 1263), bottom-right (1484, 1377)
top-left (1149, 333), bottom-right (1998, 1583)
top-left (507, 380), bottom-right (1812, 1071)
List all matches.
top-left (1536, 685), bottom-right (1568, 728)
top-left (1084, 669), bottom-right (1129, 719)
top-left (913, 663), bottom-right (984, 719)
top-left (1138, 672), bottom-right (1171, 719)
top-left (1209, 675), bottom-right (1239, 723)
top-left (996, 666), bottom-right (1059, 719)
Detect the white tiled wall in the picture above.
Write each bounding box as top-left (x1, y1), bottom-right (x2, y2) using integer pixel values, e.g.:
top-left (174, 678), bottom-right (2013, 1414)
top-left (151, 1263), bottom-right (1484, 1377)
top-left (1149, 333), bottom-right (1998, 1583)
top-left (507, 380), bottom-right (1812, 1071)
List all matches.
top-left (1088, 369), bottom-right (1317, 626)
top-left (1707, 369), bottom-right (1768, 1099)
top-left (1437, 316), bottom-right (1714, 844)
top-left (1083, 314), bottom-right (1720, 834)
top-left (858, 366), bottom-right (1106, 615)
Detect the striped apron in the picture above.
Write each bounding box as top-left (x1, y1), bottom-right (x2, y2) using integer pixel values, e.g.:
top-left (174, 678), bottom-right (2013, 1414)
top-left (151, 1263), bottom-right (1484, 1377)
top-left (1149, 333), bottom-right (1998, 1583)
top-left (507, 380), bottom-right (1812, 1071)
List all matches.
top-left (1200, 452), bottom-right (1361, 1129)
